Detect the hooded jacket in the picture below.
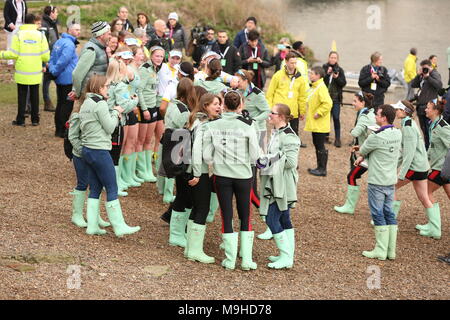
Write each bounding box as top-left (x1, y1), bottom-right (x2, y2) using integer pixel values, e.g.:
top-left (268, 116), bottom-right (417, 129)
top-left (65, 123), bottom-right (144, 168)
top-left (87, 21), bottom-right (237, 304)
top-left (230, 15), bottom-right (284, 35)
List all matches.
top-left (167, 22), bottom-right (187, 50)
top-left (304, 78), bottom-right (333, 133)
top-left (49, 33), bottom-right (78, 85)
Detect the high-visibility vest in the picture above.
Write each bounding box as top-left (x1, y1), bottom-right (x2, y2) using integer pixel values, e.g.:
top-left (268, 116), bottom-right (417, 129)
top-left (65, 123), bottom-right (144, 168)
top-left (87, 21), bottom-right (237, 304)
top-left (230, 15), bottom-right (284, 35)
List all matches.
top-left (0, 24), bottom-right (50, 85)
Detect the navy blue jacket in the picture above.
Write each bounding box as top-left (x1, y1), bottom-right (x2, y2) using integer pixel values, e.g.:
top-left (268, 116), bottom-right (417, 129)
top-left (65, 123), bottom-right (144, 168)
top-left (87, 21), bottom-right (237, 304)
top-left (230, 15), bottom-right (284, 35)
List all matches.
top-left (49, 33), bottom-right (78, 85)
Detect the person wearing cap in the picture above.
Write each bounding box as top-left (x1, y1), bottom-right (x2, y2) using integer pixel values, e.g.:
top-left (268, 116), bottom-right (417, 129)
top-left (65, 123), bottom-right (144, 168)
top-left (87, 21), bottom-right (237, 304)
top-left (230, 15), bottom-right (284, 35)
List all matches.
top-left (239, 30), bottom-right (271, 90)
top-left (334, 92), bottom-right (375, 215)
top-left (167, 12), bottom-right (187, 51)
top-left (0, 13), bottom-right (49, 127)
top-left (49, 23), bottom-right (80, 138)
top-left (233, 16), bottom-right (261, 51)
top-left (417, 99), bottom-right (450, 240)
top-left (70, 21), bottom-right (111, 101)
top-left (117, 6), bottom-right (134, 33)
top-left (391, 100), bottom-right (432, 223)
top-left (410, 59), bottom-right (443, 150)
top-left (354, 104), bottom-right (401, 260)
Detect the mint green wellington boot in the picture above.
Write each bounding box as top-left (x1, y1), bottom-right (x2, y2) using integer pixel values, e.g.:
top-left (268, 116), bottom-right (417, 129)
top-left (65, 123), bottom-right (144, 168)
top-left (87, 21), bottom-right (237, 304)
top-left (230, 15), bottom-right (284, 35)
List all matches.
top-left (221, 232), bottom-right (239, 270)
top-left (144, 150), bottom-right (157, 183)
top-left (70, 189), bottom-right (87, 228)
top-left (157, 175), bottom-right (165, 195)
top-left (240, 231), bottom-right (257, 270)
top-left (86, 198), bottom-right (107, 235)
top-left (416, 203), bottom-right (438, 231)
top-left (163, 178), bottom-right (175, 204)
top-left (419, 203), bottom-right (441, 239)
top-left (257, 216), bottom-right (273, 240)
top-left (387, 225), bottom-right (398, 260)
top-left (105, 199), bottom-right (140, 237)
top-left (115, 166), bottom-right (128, 197)
top-left (169, 210), bottom-right (189, 247)
top-left (392, 200), bottom-right (402, 219)
top-left (184, 219), bottom-right (194, 257)
top-left (118, 156), bottom-right (128, 191)
top-left (135, 151), bottom-right (150, 182)
top-left (121, 154), bottom-right (141, 187)
top-left (268, 231), bottom-right (293, 269)
top-left (362, 226), bottom-right (389, 260)
top-left (186, 223), bottom-right (215, 264)
top-left (334, 185), bottom-right (361, 214)
top-left (269, 228), bottom-right (295, 263)
top-left (131, 152), bottom-right (144, 186)
top-left (206, 193), bottom-right (219, 223)
top-left (96, 194), bottom-right (111, 228)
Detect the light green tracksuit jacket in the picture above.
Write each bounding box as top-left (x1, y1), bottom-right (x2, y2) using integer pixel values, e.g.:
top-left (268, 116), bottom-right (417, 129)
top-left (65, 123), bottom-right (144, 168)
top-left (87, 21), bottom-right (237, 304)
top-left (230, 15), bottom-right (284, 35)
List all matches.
top-left (428, 116), bottom-right (450, 171)
top-left (243, 85), bottom-right (270, 132)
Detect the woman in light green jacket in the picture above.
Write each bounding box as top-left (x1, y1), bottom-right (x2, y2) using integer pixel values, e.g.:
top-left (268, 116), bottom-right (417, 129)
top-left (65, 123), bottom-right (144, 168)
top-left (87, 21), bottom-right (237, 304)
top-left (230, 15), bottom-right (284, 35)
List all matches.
top-left (194, 58), bottom-right (227, 95)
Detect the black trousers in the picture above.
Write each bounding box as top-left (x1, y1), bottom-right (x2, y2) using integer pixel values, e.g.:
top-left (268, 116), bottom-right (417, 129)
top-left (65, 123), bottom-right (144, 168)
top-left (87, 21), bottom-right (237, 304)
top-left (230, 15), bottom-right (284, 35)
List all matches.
top-left (173, 175), bottom-right (193, 212)
top-left (417, 112), bottom-right (430, 150)
top-left (214, 175), bottom-right (252, 234)
top-left (312, 132), bottom-right (327, 152)
top-left (54, 84), bottom-right (74, 135)
top-left (189, 173), bottom-right (211, 225)
top-left (289, 118), bottom-right (299, 134)
top-left (17, 84), bottom-right (39, 124)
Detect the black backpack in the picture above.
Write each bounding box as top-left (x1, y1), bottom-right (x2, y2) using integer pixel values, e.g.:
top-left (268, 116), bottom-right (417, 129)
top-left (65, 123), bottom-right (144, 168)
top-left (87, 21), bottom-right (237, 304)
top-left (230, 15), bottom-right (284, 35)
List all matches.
top-left (161, 127), bottom-right (192, 178)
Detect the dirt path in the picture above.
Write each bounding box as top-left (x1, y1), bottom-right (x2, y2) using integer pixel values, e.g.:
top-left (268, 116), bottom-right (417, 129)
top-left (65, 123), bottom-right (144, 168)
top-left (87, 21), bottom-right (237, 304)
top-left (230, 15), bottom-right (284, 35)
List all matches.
top-left (0, 93), bottom-right (448, 300)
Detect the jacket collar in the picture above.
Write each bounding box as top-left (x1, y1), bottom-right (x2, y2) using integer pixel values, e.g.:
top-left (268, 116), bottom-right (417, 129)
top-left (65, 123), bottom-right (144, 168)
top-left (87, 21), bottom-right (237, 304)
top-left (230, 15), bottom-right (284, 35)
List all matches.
top-left (19, 24), bottom-right (37, 31)
top-left (61, 33), bottom-right (77, 43)
top-left (311, 78), bottom-right (324, 88)
top-left (221, 112), bottom-right (240, 120)
top-left (90, 37), bottom-right (106, 49)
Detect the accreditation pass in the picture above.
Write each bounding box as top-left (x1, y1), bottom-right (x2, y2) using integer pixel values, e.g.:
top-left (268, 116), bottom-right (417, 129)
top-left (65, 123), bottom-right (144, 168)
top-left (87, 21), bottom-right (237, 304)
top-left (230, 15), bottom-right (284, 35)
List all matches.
top-left (178, 303), bottom-right (272, 318)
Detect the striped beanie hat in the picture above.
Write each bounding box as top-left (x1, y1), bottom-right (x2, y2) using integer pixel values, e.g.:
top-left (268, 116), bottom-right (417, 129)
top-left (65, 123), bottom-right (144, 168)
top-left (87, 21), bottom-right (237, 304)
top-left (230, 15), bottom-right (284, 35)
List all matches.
top-left (91, 21), bottom-right (111, 37)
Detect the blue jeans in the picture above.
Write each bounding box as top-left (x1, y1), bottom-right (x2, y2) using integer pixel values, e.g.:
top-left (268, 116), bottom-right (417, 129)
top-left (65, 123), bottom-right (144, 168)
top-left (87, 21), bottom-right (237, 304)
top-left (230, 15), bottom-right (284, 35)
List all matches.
top-left (73, 155), bottom-right (88, 191)
top-left (82, 147), bottom-right (118, 201)
top-left (266, 202), bottom-right (293, 234)
top-left (367, 184), bottom-right (397, 226)
top-left (331, 101), bottom-right (341, 140)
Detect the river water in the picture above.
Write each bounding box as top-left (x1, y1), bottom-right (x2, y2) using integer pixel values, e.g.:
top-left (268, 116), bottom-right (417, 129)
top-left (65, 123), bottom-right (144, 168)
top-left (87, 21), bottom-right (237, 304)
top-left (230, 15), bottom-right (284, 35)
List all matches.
top-left (280, 0), bottom-right (450, 85)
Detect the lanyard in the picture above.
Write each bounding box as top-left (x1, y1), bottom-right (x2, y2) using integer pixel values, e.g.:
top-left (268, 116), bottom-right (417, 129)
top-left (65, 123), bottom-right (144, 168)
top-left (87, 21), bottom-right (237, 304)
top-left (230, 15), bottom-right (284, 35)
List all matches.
top-left (251, 47), bottom-right (258, 58)
top-left (289, 75), bottom-right (296, 91)
top-left (307, 82), bottom-right (324, 102)
top-left (220, 46), bottom-right (230, 59)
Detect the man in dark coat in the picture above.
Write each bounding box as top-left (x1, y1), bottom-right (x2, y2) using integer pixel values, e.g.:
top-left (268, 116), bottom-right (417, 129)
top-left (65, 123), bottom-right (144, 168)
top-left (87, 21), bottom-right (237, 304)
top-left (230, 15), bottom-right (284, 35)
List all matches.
top-left (213, 30), bottom-right (241, 75)
top-left (358, 52), bottom-right (391, 108)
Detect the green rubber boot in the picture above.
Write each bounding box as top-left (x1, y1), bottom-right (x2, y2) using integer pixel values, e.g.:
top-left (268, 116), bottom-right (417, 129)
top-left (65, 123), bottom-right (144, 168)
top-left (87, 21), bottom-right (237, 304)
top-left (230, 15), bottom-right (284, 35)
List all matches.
top-left (221, 232), bottom-right (239, 270)
top-left (419, 203), bottom-right (441, 239)
top-left (362, 226), bottom-right (389, 260)
top-left (169, 210), bottom-right (189, 247)
top-left (416, 203), bottom-right (437, 232)
top-left (96, 194), bottom-right (111, 228)
top-left (157, 175), bottom-right (165, 195)
top-left (70, 189), bottom-right (87, 228)
top-left (184, 219), bottom-right (194, 257)
top-left (240, 231), bottom-right (257, 270)
top-left (334, 185), bottom-right (361, 215)
top-left (268, 231), bottom-right (294, 269)
top-left (269, 228), bottom-right (295, 262)
top-left (131, 152), bottom-right (144, 186)
top-left (163, 178), bottom-right (175, 204)
top-left (117, 156), bottom-right (128, 191)
top-left (392, 200), bottom-right (402, 219)
top-left (115, 166), bottom-right (128, 197)
top-left (105, 199), bottom-right (140, 237)
top-left (387, 225), bottom-right (398, 260)
top-left (257, 216), bottom-right (273, 240)
top-left (121, 154), bottom-right (141, 187)
top-left (144, 150), bottom-right (157, 183)
top-left (186, 223), bottom-right (215, 264)
top-left (135, 150), bottom-right (149, 182)
top-left (206, 193), bottom-right (219, 223)
top-left (86, 198), bottom-right (107, 235)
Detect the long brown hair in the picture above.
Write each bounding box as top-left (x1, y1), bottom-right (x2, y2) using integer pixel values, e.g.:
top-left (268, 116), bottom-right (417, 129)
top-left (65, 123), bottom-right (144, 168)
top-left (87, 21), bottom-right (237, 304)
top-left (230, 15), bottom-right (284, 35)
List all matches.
top-left (187, 93), bottom-right (219, 129)
top-left (177, 78), bottom-right (198, 113)
top-left (206, 59), bottom-right (222, 81)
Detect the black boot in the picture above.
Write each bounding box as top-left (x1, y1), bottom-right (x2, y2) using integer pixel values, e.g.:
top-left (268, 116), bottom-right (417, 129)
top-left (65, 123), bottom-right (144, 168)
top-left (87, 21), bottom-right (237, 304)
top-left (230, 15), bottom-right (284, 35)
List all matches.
top-left (334, 138), bottom-right (342, 148)
top-left (308, 150), bottom-right (328, 177)
top-left (160, 203), bottom-right (173, 224)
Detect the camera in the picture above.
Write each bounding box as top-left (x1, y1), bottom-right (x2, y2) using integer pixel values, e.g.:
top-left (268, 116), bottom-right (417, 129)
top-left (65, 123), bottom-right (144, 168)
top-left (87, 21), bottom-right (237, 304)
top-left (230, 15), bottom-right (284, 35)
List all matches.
top-left (422, 67), bottom-right (430, 75)
top-left (332, 65), bottom-right (339, 74)
top-left (191, 25), bottom-right (209, 46)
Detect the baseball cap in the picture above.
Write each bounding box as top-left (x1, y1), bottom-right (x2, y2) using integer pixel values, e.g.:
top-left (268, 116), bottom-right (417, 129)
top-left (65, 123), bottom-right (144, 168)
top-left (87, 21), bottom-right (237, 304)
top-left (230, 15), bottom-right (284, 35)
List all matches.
top-left (169, 50), bottom-right (182, 58)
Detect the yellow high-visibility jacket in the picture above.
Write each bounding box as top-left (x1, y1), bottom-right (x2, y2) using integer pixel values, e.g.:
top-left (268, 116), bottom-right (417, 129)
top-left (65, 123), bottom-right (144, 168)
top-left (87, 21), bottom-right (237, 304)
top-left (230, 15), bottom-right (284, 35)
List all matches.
top-left (266, 67), bottom-right (307, 119)
top-left (403, 53), bottom-right (417, 84)
top-left (0, 24), bottom-right (50, 85)
top-left (304, 78), bottom-right (333, 133)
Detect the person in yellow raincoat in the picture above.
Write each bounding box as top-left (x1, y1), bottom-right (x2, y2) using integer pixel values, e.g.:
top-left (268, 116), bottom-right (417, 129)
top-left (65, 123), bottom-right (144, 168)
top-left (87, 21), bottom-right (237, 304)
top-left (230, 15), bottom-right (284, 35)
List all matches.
top-left (304, 66), bottom-right (332, 177)
top-left (403, 48), bottom-right (417, 100)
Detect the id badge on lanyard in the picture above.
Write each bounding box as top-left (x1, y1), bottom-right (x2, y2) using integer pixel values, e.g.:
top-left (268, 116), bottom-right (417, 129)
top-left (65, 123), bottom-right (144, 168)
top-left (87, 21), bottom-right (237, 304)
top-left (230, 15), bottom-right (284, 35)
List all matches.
top-left (252, 47), bottom-right (258, 70)
top-left (370, 66), bottom-right (378, 91)
top-left (288, 76), bottom-right (295, 99)
top-left (220, 47), bottom-right (229, 67)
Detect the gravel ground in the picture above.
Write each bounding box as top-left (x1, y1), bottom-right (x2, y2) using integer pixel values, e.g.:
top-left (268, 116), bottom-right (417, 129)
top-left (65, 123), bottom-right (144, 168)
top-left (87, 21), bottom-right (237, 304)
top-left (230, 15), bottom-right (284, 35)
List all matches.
top-left (0, 95), bottom-right (448, 300)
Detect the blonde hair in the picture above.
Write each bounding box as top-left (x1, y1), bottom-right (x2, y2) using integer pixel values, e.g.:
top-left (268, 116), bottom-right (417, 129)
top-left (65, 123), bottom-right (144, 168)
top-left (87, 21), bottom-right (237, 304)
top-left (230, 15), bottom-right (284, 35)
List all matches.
top-left (86, 74), bottom-right (108, 95)
top-left (106, 59), bottom-right (127, 84)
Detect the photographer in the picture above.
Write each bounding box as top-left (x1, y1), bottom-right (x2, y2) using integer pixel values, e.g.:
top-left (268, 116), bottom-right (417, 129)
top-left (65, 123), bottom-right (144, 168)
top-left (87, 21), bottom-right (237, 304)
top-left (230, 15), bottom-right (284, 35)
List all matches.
top-left (191, 26), bottom-right (218, 69)
top-left (411, 59), bottom-right (443, 149)
top-left (358, 52), bottom-right (391, 108)
top-left (323, 51), bottom-right (347, 147)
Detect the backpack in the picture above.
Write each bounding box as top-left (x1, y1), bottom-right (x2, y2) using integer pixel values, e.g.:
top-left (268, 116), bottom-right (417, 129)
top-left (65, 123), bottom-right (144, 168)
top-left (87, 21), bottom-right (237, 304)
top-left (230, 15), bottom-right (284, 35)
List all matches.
top-left (63, 121), bottom-right (73, 160)
top-left (161, 127), bottom-right (192, 178)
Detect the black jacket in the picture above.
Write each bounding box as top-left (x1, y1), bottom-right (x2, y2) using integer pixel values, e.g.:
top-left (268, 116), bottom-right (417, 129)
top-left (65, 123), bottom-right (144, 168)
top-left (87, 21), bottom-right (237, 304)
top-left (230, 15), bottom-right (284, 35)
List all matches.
top-left (213, 41), bottom-right (241, 75)
top-left (411, 69), bottom-right (443, 113)
top-left (358, 64), bottom-right (391, 107)
top-left (146, 30), bottom-right (171, 53)
top-left (192, 40), bottom-right (219, 68)
top-left (323, 63), bottom-right (347, 103)
top-left (123, 19), bottom-right (134, 33)
top-left (41, 14), bottom-right (59, 50)
top-left (444, 89), bottom-right (450, 123)
top-left (3, 0), bottom-right (27, 32)
top-left (239, 43), bottom-right (271, 90)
